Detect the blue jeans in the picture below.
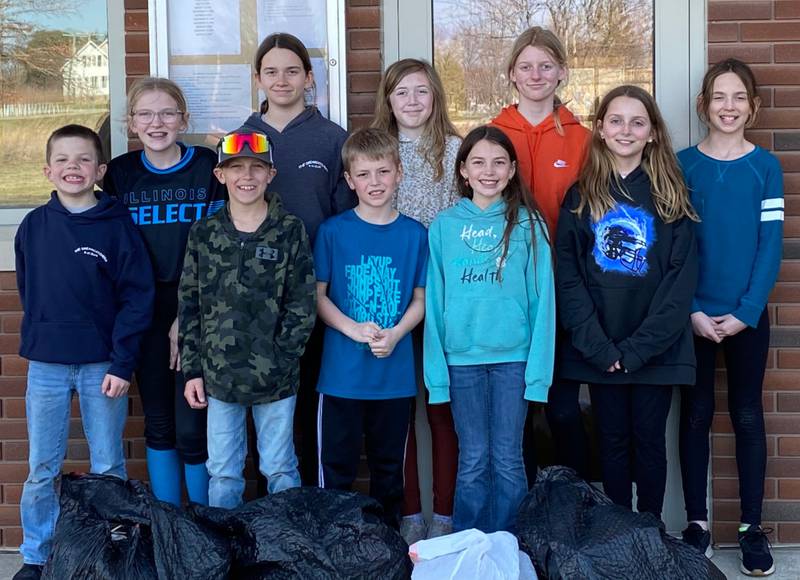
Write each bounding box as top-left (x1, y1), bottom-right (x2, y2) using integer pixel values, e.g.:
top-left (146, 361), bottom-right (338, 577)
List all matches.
top-left (448, 362), bottom-right (528, 533)
top-left (206, 395), bottom-right (300, 508)
top-left (20, 361), bottom-right (127, 565)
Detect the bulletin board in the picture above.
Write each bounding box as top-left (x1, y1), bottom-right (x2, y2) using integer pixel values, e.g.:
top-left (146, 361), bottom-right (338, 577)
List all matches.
top-left (147, 0), bottom-right (347, 143)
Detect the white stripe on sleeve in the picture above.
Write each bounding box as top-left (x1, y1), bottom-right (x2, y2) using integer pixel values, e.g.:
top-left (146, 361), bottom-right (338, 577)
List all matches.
top-left (761, 210), bottom-right (784, 222)
top-left (762, 198), bottom-right (784, 210)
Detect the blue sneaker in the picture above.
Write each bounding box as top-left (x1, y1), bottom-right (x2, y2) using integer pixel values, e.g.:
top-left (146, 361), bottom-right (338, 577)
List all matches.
top-left (738, 525), bottom-right (775, 576)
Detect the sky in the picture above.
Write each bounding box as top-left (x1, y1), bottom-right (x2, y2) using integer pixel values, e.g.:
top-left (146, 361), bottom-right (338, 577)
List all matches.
top-left (19, 0), bottom-right (107, 35)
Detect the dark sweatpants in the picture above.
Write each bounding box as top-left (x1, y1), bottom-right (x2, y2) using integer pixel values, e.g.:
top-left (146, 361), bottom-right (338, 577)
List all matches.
top-left (590, 382), bottom-right (673, 519)
top-left (318, 393), bottom-right (412, 528)
top-left (680, 310), bottom-right (769, 525)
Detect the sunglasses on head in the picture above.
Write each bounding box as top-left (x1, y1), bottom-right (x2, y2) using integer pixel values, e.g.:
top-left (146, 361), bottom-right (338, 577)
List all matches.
top-left (218, 132), bottom-right (270, 155)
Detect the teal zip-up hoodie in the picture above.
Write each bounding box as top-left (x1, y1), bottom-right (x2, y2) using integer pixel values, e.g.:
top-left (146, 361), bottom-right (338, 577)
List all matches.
top-left (423, 198), bottom-right (555, 404)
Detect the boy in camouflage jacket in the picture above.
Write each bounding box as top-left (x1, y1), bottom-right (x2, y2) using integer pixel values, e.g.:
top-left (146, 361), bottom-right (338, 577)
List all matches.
top-left (179, 130), bottom-right (316, 508)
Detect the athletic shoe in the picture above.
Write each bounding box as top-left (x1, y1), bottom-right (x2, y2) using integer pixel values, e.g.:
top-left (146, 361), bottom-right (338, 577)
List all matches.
top-left (12, 564), bottom-right (43, 580)
top-left (739, 524), bottom-right (775, 576)
top-left (400, 516), bottom-right (427, 546)
top-left (427, 517), bottom-right (453, 539)
top-left (682, 522), bottom-right (713, 558)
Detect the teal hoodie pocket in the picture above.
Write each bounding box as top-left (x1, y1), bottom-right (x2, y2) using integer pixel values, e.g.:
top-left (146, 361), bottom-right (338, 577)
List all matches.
top-left (444, 298), bottom-right (530, 353)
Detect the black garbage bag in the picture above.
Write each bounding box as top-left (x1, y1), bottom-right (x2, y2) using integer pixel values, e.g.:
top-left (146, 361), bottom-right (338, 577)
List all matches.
top-left (191, 487), bottom-right (411, 579)
top-left (517, 466), bottom-right (726, 580)
top-left (42, 473), bottom-right (230, 580)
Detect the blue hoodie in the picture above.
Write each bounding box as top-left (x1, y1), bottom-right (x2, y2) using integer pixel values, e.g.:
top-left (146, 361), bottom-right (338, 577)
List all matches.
top-left (239, 107), bottom-right (356, 241)
top-left (15, 191), bottom-right (154, 380)
top-left (424, 198), bottom-right (555, 403)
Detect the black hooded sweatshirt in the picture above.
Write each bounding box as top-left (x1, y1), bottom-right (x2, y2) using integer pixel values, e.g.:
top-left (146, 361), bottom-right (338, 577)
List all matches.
top-left (555, 165), bottom-right (697, 385)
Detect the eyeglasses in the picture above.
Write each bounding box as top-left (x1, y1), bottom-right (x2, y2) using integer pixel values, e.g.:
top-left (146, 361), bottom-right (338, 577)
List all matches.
top-left (218, 132), bottom-right (270, 155)
top-left (131, 109), bottom-right (184, 124)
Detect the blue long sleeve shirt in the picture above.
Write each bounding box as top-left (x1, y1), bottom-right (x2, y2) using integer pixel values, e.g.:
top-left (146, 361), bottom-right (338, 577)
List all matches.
top-left (678, 145), bottom-right (784, 328)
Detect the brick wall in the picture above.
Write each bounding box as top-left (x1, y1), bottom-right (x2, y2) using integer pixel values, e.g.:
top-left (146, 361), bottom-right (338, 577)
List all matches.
top-left (707, 0), bottom-right (800, 545)
top-left (0, 0), bottom-right (383, 548)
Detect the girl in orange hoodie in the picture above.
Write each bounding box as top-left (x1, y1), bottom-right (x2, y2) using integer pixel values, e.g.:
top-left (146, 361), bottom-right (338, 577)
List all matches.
top-left (492, 26), bottom-right (591, 482)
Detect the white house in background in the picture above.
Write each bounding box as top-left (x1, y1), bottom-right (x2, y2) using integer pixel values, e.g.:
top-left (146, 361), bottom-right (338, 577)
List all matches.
top-left (61, 39), bottom-right (109, 98)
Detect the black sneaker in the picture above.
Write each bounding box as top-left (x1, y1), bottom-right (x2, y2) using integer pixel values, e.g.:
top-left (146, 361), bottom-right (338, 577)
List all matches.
top-left (682, 522), bottom-right (713, 558)
top-left (738, 524), bottom-right (775, 576)
top-left (12, 564), bottom-right (43, 580)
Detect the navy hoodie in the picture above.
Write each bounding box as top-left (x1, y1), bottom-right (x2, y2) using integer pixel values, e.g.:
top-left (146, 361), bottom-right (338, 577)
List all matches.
top-left (15, 191), bottom-right (154, 380)
top-left (555, 166), bottom-right (697, 385)
top-left (239, 107), bottom-right (355, 241)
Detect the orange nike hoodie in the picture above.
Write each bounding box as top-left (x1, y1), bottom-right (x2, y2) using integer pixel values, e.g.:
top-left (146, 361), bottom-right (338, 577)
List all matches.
top-left (492, 104), bottom-right (590, 238)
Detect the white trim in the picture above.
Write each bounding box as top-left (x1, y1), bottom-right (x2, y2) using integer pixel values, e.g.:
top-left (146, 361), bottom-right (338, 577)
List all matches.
top-left (762, 198), bottom-right (784, 210)
top-left (108, 0), bottom-right (128, 158)
top-left (317, 393), bottom-right (325, 488)
top-left (761, 210), bottom-right (785, 222)
top-left (148, 0), bottom-right (169, 77)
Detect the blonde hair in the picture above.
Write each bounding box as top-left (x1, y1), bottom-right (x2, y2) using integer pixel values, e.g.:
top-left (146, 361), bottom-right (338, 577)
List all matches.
top-left (341, 128), bottom-right (401, 173)
top-left (506, 27), bottom-right (568, 136)
top-left (577, 85), bottom-right (698, 224)
top-left (126, 77), bottom-right (188, 117)
top-left (372, 59), bottom-right (458, 181)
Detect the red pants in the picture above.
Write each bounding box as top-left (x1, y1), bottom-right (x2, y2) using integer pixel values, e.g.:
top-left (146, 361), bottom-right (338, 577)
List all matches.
top-left (402, 393), bottom-right (458, 516)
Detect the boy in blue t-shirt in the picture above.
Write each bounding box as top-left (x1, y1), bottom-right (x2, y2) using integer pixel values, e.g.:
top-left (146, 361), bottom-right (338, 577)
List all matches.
top-left (314, 128), bottom-right (427, 527)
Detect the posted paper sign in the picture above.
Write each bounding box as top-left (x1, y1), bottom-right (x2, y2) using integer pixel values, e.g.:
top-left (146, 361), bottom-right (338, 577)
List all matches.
top-left (169, 64), bottom-right (252, 134)
top-left (169, 0), bottom-right (241, 56)
top-left (257, 0), bottom-right (328, 50)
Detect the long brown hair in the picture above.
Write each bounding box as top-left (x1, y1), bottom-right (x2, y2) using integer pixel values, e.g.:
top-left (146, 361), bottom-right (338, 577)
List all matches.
top-left (506, 26), bottom-right (568, 136)
top-left (253, 33), bottom-right (314, 114)
top-left (577, 85), bottom-right (698, 224)
top-left (455, 126), bottom-right (549, 281)
top-left (372, 59), bottom-right (459, 181)
top-left (697, 58), bottom-right (761, 129)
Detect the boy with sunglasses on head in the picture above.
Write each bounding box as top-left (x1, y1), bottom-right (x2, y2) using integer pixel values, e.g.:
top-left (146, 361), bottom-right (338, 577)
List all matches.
top-left (179, 130), bottom-right (316, 508)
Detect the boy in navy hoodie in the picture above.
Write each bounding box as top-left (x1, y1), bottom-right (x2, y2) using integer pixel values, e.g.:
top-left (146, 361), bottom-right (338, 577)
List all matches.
top-left (13, 125), bottom-right (153, 580)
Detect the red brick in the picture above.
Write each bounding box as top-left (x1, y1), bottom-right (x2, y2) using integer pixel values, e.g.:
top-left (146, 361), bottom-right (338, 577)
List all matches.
top-left (3, 527), bottom-right (22, 547)
top-left (0, 293), bottom-right (21, 311)
top-left (0, 334), bottom-right (19, 355)
top-left (124, 12), bottom-right (149, 32)
top-left (3, 484), bottom-right (22, 504)
top-left (779, 261), bottom-right (800, 282)
top-left (778, 436), bottom-right (800, 455)
top-left (708, 1), bottom-right (772, 21)
top-left (1, 356), bottom-right (28, 377)
top-left (2, 313), bottom-right (21, 333)
top-left (752, 64), bottom-right (800, 85)
top-left (348, 93), bottom-right (377, 115)
top-left (776, 305), bottom-right (800, 325)
top-left (0, 377), bottom-right (26, 397)
top-left (744, 129), bottom-right (772, 149)
top-left (123, 417), bottom-right (145, 438)
top-left (766, 415), bottom-right (800, 434)
top-left (347, 50), bottom-right (381, 71)
top-left (775, 43), bottom-right (800, 63)
top-left (712, 521), bottom-right (740, 543)
top-left (712, 435), bottom-right (735, 456)
top-left (346, 5), bottom-right (380, 28)
top-left (349, 0), bottom-right (378, 5)
top-left (708, 22), bottom-right (740, 42)
top-left (1, 442), bottom-right (27, 461)
top-left (0, 464), bottom-right (29, 484)
top-left (742, 22), bottom-right (800, 42)
top-left (778, 479), bottom-right (800, 498)
top-left (349, 71), bottom-right (382, 93)
top-left (125, 32), bottom-right (149, 54)
top-left (125, 55), bottom-right (150, 76)
top-left (770, 283), bottom-right (800, 304)
top-left (712, 477), bottom-right (739, 498)
top-left (776, 153), bottom-right (800, 174)
top-left (2, 398), bottom-right (25, 419)
top-left (349, 30), bottom-right (380, 50)
top-left (778, 522), bottom-right (800, 543)
top-left (788, 173), bottom-right (800, 195)
top-left (0, 273), bottom-right (17, 291)
top-left (754, 108), bottom-right (800, 130)
top-left (767, 457), bottom-right (800, 477)
top-left (124, 0), bottom-right (148, 8)
top-left (0, 418), bottom-right (26, 440)
top-left (776, 0), bottom-right (800, 18)
top-left (777, 350), bottom-right (800, 369)
top-left (777, 391), bottom-right (800, 411)
top-left (776, 88), bottom-right (800, 107)
top-left (709, 43), bottom-right (773, 64)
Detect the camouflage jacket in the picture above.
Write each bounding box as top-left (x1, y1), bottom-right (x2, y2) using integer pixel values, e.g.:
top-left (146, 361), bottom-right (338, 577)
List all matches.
top-left (178, 193), bottom-right (316, 405)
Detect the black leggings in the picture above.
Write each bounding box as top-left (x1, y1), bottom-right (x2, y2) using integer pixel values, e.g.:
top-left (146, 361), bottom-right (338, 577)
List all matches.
top-left (679, 310), bottom-right (769, 525)
top-left (137, 282), bottom-right (207, 464)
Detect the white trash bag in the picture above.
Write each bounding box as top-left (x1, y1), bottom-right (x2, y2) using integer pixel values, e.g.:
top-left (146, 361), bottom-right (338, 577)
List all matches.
top-left (408, 528), bottom-right (537, 580)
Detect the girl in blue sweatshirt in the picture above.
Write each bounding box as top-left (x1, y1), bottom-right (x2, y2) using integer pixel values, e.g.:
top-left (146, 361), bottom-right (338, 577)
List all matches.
top-left (239, 33), bottom-right (355, 486)
top-left (678, 59), bottom-right (782, 577)
top-left (556, 86), bottom-right (698, 521)
top-left (424, 125), bottom-right (555, 533)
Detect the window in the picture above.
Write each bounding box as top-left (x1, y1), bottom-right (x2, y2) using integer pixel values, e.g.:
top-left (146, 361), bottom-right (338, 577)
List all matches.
top-left (0, 1), bottom-right (112, 207)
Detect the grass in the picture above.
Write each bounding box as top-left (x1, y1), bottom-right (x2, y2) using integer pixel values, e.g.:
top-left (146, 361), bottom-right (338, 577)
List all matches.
top-left (0, 110), bottom-right (107, 206)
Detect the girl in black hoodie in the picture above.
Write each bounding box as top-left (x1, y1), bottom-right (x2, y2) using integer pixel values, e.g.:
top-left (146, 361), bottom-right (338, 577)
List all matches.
top-left (555, 85), bottom-right (698, 520)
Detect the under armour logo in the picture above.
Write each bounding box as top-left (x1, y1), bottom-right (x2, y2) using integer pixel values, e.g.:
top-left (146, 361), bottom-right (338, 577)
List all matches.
top-left (255, 246), bottom-right (279, 261)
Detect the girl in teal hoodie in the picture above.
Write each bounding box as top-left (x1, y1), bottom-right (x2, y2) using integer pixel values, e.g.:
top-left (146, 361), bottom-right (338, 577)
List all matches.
top-left (424, 125), bottom-right (555, 533)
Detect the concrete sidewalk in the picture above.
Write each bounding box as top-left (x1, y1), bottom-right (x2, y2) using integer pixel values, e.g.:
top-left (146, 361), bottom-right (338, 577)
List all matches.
top-left (2, 547), bottom-right (799, 578)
